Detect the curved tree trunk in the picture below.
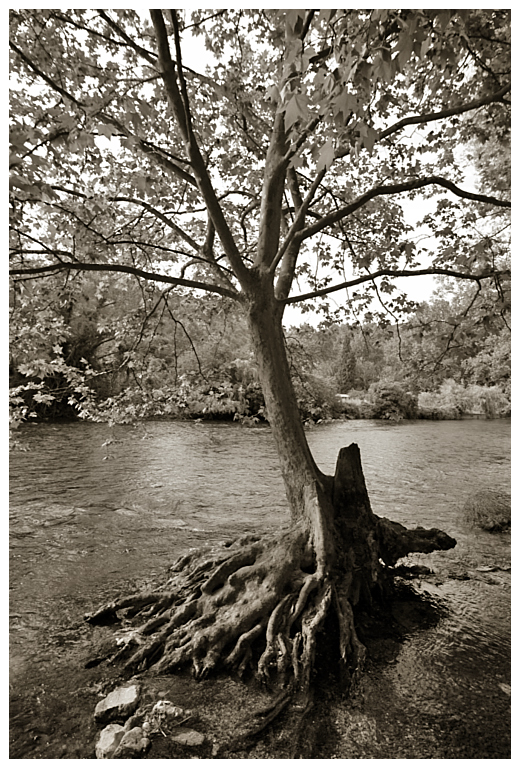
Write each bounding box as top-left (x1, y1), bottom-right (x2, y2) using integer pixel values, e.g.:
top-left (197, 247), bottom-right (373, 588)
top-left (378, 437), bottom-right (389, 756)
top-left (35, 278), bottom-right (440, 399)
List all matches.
top-left (244, 274), bottom-right (325, 521)
top-left (86, 280), bottom-right (456, 721)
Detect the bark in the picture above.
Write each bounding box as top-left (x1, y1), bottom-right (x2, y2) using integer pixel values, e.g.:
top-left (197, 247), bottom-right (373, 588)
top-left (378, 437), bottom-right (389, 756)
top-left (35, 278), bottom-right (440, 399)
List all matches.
top-left (244, 273), bottom-right (325, 521)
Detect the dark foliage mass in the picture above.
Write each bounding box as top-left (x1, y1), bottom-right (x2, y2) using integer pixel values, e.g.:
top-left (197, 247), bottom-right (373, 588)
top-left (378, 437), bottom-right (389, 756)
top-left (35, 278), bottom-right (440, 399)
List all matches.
top-left (10, 273), bottom-right (510, 426)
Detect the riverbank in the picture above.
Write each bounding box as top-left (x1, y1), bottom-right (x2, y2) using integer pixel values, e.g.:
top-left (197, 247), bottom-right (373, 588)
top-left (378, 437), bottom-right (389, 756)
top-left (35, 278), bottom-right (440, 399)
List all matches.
top-left (10, 373), bottom-right (510, 429)
top-left (9, 567), bottom-right (510, 759)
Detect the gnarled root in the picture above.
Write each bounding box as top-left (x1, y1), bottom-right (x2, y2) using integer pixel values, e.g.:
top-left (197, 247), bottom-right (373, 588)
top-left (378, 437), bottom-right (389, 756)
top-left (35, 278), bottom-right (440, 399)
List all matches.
top-left (85, 443), bottom-right (457, 714)
top-left (86, 526), bottom-right (355, 693)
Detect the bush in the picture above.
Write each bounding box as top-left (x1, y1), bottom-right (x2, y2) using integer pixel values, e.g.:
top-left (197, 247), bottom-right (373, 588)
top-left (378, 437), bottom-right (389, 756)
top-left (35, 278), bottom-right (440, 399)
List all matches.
top-left (336, 393), bottom-right (372, 419)
top-left (367, 381), bottom-right (418, 421)
top-left (293, 373), bottom-right (343, 423)
top-left (462, 489), bottom-right (511, 532)
top-left (418, 380), bottom-right (511, 419)
top-left (79, 378), bottom-right (265, 425)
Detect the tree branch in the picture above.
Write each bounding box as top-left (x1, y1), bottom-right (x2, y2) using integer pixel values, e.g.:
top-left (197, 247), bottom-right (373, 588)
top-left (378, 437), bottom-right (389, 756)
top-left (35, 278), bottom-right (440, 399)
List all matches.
top-left (254, 111), bottom-right (290, 267)
top-left (9, 261), bottom-right (240, 300)
top-left (335, 83), bottom-right (511, 160)
top-left (96, 9), bottom-right (157, 65)
top-left (270, 168), bottom-right (326, 274)
top-left (9, 40), bottom-right (198, 189)
top-left (50, 185), bottom-right (203, 253)
top-left (377, 83), bottom-right (511, 142)
top-left (298, 177), bottom-right (511, 242)
top-left (93, 113), bottom-right (198, 188)
top-left (284, 267), bottom-right (510, 305)
top-left (150, 10), bottom-right (252, 289)
top-left (274, 168), bottom-right (303, 301)
top-left (10, 40), bottom-right (81, 105)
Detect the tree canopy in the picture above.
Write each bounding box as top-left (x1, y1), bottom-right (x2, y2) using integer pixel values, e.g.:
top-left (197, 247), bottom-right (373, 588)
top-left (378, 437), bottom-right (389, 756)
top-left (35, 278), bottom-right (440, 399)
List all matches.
top-left (10, 9), bottom-right (510, 318)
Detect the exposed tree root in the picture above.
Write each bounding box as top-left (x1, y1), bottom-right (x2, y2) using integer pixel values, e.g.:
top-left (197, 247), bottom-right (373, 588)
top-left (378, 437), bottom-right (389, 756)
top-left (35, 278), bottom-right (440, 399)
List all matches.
top-left (87, 526), bottom-right (338, 688)
top-left (86, 443), bottom-right (456, 728)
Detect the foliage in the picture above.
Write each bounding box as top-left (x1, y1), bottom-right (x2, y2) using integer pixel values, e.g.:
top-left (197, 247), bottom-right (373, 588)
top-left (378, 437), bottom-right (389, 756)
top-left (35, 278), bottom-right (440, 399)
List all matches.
top-left (418, 380), bottom-right (510, 420)
top-left (461, 325), bottom-right (511, 393)
top-left (9, 9), bottom-right (510, 429)
top-left (10, 10), bottom-right (510, 304)
top-left (81, 376), bottom-right (266, 426)
top-left (293, 373), bottom-right (343, 424)
top-left (367, 381), bottom-right (418, 421)
top-left (335, 329), bottom-right (359, 393)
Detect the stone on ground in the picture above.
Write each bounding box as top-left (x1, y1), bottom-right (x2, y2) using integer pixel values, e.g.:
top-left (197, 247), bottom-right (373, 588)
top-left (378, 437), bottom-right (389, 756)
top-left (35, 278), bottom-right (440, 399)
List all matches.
top-left (95, 723), bottom-right (125, 759)
top-left (112, 726), bottom-right (151, 758)
top-left (94, 683), bottom-right (140, 724)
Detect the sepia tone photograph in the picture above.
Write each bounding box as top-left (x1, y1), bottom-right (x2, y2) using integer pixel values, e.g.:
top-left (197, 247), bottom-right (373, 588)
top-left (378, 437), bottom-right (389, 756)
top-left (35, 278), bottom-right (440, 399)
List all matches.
top-left (10, 7), bottom-right (510, 759)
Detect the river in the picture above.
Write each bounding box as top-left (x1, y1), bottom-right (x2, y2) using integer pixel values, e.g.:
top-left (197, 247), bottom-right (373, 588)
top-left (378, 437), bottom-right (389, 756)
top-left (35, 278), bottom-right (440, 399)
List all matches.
top-left (9, 418), bottom-right (511, 758)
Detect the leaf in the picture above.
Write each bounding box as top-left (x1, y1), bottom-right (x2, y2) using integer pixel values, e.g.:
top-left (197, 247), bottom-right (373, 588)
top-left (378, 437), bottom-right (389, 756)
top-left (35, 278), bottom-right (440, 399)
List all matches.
top-left (316, 139), bottom-right (335, 172)
top-left (397, 31), bottom-right (414, 67)
top-left (358, 123), bottom-right (378, 154)
top-left (285, 9), bottom-right (306, 37)
top-left (283, 94), bottom-right (307, 129)
top-left (333, 90), bottom-right (357, 123)
top-left (318, 9), bottom-right (337, 24)
top-left (436, 10), bottom-right (453, 32)
top-left (97, 124), bottom-right (118, 138)
top-left (265, 84), bottom-right (280, 103)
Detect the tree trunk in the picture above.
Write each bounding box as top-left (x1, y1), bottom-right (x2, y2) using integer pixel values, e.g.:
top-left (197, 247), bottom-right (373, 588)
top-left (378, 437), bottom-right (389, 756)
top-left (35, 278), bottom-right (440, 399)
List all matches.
top-left (244, 273), bottom-right (325, 521)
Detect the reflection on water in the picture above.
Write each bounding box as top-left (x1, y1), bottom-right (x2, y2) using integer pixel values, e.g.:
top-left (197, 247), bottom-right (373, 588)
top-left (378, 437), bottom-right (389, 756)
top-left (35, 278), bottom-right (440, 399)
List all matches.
top-left (10, 418), bottom-right (510, 752)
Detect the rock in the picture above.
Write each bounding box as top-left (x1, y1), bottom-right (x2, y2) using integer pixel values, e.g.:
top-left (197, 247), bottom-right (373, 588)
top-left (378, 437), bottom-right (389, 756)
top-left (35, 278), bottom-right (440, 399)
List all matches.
top-left (124, 713), bottom-right (143, 731)
top-left (170, 727), bottom-right (206, 747)
top-left (112, 726), bottom-right (150, 759)
top-left (152, 700), bottom-right (190, 721)
top-left (462, 489), bottom-right (511, 532)
top-left (94, 684), bottom-right (140, 724)
top-left (95, 723), bottom-right (125, 759)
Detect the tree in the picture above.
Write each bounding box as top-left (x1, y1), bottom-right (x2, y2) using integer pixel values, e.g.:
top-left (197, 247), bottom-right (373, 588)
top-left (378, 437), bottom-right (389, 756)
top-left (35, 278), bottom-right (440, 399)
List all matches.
top-left (336, 328), bottom-right (359, 393)
top-left (10, 9), bottom-right (510, 720)
top-left (396, 275), bottom-right (511, 392)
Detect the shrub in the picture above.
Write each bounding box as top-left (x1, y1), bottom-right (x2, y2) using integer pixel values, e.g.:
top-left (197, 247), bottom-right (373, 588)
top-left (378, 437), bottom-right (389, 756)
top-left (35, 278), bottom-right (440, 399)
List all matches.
top-left (367, 381), bottom-right (418, 421)
top-left (417, 380), bottom-right (511, 419)
top-left (336, 393), bottom-right (372, 419)
top-left (293, 373), bottom-right (343, 423)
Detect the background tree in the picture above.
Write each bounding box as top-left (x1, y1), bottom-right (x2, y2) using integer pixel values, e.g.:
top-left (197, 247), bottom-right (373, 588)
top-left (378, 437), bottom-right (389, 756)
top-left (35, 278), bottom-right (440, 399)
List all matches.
top-left (10, 9), bottom-right (510, 719)
top-left (335, 328), bottom-right (359, 393)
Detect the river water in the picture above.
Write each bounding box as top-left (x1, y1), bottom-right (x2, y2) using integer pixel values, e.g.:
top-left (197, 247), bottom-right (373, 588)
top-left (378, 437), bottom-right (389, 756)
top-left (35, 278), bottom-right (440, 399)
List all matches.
top-left (9, 418), bottom-right (511, 758)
